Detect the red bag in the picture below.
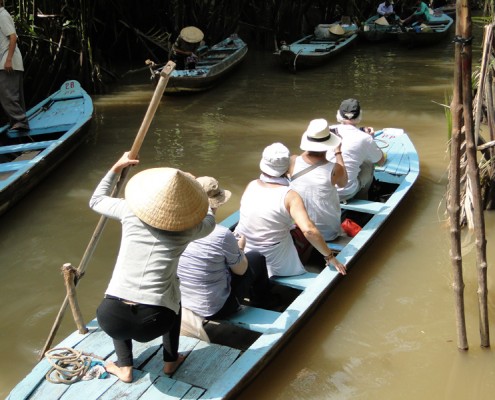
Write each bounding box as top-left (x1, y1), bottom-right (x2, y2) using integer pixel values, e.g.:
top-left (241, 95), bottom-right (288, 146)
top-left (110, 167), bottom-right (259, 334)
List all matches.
top-left (341, 218), bottom-right (361, 237)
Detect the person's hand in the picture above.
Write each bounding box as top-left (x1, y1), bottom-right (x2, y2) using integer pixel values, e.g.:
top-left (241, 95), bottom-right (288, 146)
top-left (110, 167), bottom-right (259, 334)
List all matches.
top-left (4, 59), bottom-right (13, 72)
top-left (234, 231), bottom-right (246, 250)
top-left (111, 151), bottom-right (139, 173)
top-left (364, 127), bottom-right (375, 136)
top-left (324, 254), bottom-right (347, 275)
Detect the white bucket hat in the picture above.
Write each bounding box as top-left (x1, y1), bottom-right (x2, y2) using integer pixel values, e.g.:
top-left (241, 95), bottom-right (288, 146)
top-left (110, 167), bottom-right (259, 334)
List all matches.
top-left (125, 168), bottom-right (208, 231)
top-left (196, 176), bottom-right (232, 209)
top-left (259, 143), bottom-right (290, 177)
top-left (300, 118), bottom-right (341, 152)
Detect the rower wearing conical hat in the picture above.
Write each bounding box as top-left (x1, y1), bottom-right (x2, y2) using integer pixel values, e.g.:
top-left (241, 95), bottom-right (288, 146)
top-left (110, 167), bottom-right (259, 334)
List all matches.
top-left (171, 26), bottom-right (205, 70)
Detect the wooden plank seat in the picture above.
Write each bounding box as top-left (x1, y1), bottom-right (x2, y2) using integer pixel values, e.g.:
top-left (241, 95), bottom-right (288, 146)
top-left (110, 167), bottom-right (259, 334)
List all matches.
top-left (7, 124), bottom-right (73, 139)
top-left (0, 159), bottom-right (31, 173)
top-left (340, 199), bottom-right (389, 215)
top-left (211, 305), bottom-right (281, 333)
top-left (0, 140), bottom-right (56, 155)
top-left (271, 272), bottom-right (318, 290)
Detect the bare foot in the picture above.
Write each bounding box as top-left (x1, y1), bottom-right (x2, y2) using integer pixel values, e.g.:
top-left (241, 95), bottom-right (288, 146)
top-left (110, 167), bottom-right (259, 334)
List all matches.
top-left (163, 353), bottom-right (187, 375)
top-left (105, 361), bottom-right (133, 383)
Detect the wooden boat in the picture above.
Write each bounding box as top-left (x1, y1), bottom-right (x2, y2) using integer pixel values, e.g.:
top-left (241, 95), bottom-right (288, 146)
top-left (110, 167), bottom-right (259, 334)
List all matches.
top-left (433, 2), bottom-right (456, 19)
top-left (8, 128), bottom-right (418, 399)
top-left (360, 15), bottom-right (402, 42)
top-left (0, 80), bottom-right (93, 216)
top-left (148, 34), bottom-right (248, 94)
top-left (274, 22), bottom-right (359, 71)
top-left (397, 12), bottom-right (454, 47)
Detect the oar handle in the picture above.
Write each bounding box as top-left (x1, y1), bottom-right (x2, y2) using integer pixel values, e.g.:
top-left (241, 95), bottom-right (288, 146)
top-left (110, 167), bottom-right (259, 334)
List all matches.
top-left (128, 61), bottom-right (175, 159)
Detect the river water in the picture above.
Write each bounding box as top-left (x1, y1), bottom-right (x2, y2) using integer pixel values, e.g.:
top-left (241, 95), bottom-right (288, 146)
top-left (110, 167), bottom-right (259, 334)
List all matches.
top-left (2, 26), bottom-right (495, 399)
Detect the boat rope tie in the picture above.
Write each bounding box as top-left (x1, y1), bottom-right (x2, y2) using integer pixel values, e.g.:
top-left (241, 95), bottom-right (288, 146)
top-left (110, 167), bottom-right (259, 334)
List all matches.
top-left (44, 347), bottom-right (107, 384)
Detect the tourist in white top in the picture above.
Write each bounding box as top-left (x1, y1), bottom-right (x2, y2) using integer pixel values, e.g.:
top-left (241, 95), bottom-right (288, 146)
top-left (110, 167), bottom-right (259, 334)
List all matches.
top-left (289, 118), bottom-right (347, 241)
top-left (328, 99), bottom-right (386, 201)
top-left (235, 142), bottom-right (346, 277)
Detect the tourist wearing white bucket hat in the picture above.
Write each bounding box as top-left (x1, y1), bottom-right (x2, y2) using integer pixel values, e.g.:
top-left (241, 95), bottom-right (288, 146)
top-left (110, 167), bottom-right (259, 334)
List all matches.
top-left (90, 152), bottom-right (215, 383)
top-left (235, 143), bottom-right (347, 278)
top-left (289, 118), bottom-right (348, 244)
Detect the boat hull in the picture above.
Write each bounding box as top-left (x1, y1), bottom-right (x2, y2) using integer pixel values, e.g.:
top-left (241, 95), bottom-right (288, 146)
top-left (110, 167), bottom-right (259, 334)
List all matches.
top-left (0, 81), bottom-right (93, 216)
top-left (397, 13), bottom-right (454, 47)
top-left (360, 15), bottom-right (402, 42)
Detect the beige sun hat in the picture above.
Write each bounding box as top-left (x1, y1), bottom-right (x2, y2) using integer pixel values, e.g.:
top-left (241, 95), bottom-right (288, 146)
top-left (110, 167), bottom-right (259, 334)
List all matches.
top-left (179, 26), bottom-right (204, 44)
top-left (196, 176), bottom-right (232, 209)
top-left (300, 118), bottom-right (341, 152)
top-left (329, 24), bottom-right (345, 36)
top-left (125, 168), bottom-right (208, 231)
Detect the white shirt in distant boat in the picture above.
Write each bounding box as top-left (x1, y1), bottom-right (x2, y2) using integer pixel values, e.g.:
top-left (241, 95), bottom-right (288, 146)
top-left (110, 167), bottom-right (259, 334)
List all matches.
top-left (290, 156), bottom-right (342, 241)
top-left (327, 124), bottom-right (383, 200)
top-left (0, 7), bottom-right (24, 71)
top-left (377, 2), bottom-right (394, 16)
top-left (234, 180), bottom-right (305, 277)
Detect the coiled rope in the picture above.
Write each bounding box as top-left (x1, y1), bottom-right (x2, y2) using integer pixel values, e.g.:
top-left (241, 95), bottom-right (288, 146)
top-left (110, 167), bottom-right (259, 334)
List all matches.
top-left (45, 347), bottom-right (94, 384)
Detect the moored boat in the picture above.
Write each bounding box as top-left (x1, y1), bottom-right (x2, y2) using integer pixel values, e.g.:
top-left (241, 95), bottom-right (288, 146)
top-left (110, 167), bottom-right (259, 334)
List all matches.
top-left (397, 12), bottom-right (454, 47)
top-left (8, 128), bottom-right (419, 399)
top-left (274, 22), bottom-right (359, 72)
top-left (0, 80), bottom-right (93, 216)
top-left (148, 34), bottom-right (248, 94)
top-left (360, 15), bottom-right (402, 42)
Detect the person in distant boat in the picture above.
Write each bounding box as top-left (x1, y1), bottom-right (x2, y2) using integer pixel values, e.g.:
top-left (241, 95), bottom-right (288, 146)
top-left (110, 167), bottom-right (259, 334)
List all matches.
top-left (89, 152), bottom-right (215, 383)
top-left (234, 142), bottom-right (346, 277)
top-left (178, 176), bottom-right (275, 322)
top-left (170, 26), bottom-right (204, 70)
top-left (401, 0), bottom-right (431, 26)
top-left (328, 98), bottom-right (386, 202)
top-left (289, 118), bottom-right (347, 243)
top-left (377, 0), bottom-right (396, 19)
top-left (0, 0), bottom-right (29, 131)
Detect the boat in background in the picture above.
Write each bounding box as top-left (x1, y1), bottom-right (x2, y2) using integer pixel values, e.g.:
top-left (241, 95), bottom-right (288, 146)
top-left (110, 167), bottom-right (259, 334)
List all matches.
top-left (148, 34), bottom-right (247, 94)
top-left (360, 15), bottom-right (402, 42)
top-left (0, 80), bottom-right (93, 216)
top-left (273, 21), bottom-right (359, 72)
top-left (8, 129), bottom-right (419, 399)
top-left (397, 12), bottom-right (454, 47)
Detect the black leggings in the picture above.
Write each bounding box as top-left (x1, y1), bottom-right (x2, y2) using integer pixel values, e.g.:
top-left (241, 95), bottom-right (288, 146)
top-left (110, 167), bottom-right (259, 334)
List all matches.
top-left (96, 297), bottom-right (181, 367)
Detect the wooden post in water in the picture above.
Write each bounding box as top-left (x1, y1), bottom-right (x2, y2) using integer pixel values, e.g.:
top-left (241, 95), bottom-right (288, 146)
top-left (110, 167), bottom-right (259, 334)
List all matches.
top-left (449, 0), bottom-right (468, 351)
top-left (38, 61), bottom-right (176, 360)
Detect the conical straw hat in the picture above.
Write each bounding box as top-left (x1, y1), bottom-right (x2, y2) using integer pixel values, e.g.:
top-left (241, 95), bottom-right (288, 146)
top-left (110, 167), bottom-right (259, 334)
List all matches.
top-left (125, 168), bottom-right (208, 231)
top-left (375, 16), bottom-right (389, 26)
top-left (180, 26), bottom-right (204, 43)
top-left (329, 24), bottom-right (345, 36)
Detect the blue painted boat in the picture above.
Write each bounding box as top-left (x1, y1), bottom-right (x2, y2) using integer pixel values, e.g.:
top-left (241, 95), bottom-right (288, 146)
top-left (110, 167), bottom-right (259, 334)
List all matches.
top-left (8, 129), bottom-right (418, 399)
top-left (0, 80), bottom-right (93, 216)
top-left (274, 22), bottom-right (359, 72)
top-left (149, 34), bottom-right (248, 94)
top-left (360, 15), bottom-right (402, 42)
top-left (397, 12), bottom-right (454, 47)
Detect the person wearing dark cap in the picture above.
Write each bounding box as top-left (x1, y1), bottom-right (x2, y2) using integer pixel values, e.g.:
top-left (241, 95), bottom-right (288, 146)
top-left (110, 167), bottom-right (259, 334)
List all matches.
top-left (328, 99), bottom-right (386, 202)
top-left (289, 118), bottom-right (347, 242)
top-left (235, 142), bottom-right (346, 277)
top-left (178, 176), bottom-right (274, 325)
top-left (90, 152), bottom-right (215, 383)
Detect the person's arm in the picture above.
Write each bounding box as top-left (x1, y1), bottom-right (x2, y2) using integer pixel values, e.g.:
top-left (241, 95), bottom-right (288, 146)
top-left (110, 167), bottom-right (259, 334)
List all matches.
top-left (230, 232), bottom-right (248, 275)
top-left (4, 34), bottom-right (16, 71)
top-left (285, 190), bottom-right (346, 275)
top-left (330, 143), bottom-right (347, 187)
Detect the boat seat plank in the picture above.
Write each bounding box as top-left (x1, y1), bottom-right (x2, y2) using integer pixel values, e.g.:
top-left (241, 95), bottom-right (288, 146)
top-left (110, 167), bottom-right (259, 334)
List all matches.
top-left (271, 272), bottom-right (318, 290)
top-left (7, 125), bottom-right (73, 139)
top-left (172, 341), bottom-right (241, 389)
top-left (0, 140), bottom-right (57, 155)
top-left (0, 160), bottom-right (32, 173)
top-left (340, 199), bottom-right (388, 214)
top-left (213, 305), bottom-right (281, 333)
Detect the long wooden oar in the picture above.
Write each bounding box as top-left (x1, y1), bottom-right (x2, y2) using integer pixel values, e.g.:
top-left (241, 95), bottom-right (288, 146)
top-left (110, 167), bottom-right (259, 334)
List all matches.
top-left (39, 61), bottom-right (176, 360)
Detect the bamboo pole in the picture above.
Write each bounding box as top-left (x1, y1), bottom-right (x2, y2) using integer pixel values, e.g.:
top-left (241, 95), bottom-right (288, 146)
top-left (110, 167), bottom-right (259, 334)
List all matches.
top-left (38, 61), bottom-right (176, 360)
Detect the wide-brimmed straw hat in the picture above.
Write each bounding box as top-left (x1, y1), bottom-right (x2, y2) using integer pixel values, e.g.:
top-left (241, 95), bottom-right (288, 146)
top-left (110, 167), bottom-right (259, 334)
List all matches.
top-left (179, 26), bottom-right (204, 43)
top-left (125, 168), bottom-right (208, 231)
top-left (196, 176), bottom-right (232, 209)
top-left (375, 16), bottom-right (389, 26)
top-left (259, 142), bottom-right (290, 177)
top-left (300, 118), bottom-right (341, 152)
